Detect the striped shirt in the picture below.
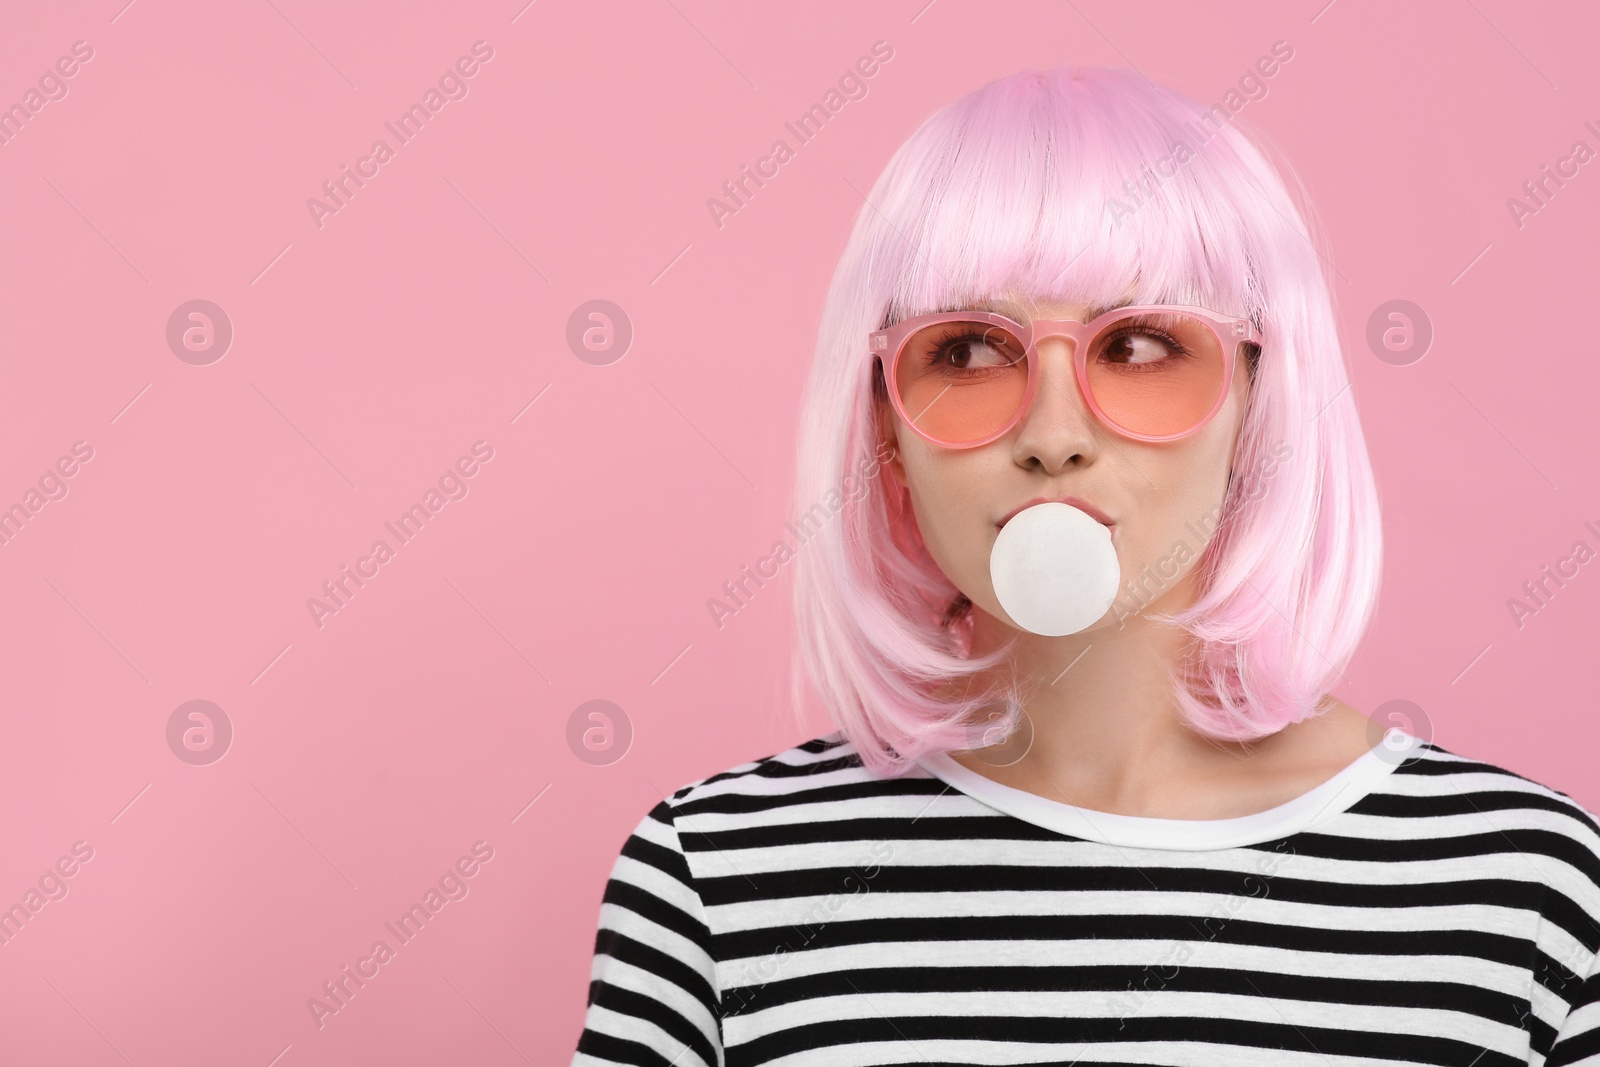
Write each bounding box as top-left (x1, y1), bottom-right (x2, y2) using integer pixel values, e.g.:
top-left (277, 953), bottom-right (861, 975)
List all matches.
top-left (570, 729), bottom-right (1600, 1066)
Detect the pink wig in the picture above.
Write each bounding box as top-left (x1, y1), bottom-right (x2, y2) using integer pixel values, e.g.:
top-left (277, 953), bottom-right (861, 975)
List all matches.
top-left (788, 65), bottom-right (1383, 778)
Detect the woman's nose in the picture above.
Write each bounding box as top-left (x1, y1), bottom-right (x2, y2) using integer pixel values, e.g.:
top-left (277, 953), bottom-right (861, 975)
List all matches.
top-left (1010, 336), bottom-right (1100, 470)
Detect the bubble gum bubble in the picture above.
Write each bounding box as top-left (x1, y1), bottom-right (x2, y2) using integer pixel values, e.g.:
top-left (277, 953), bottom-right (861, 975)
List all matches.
top-left (989, 502), bottom-right (1120, 636)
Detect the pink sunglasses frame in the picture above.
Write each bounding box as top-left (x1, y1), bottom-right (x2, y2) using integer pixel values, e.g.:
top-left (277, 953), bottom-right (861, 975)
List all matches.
top-left (869, 304), bottom-right (1262, 447)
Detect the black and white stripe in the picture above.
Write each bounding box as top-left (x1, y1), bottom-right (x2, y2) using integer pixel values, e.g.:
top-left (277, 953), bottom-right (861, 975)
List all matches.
top-left (572, 732), bottom-right (1600, 1066)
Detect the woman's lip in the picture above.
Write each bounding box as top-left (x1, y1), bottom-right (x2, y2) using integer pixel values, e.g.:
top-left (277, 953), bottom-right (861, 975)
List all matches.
top-left (996, 495), bottom-right (1116, 529)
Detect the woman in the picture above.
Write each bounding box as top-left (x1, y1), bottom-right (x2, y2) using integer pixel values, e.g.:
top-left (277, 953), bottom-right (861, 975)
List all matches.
top-left (570, 65), bottom-right (1600, 1065)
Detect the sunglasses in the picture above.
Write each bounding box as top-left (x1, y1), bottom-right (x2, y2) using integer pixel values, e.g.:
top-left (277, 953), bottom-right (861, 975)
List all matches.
top-left (869, 305), bottom-right (1261, 447)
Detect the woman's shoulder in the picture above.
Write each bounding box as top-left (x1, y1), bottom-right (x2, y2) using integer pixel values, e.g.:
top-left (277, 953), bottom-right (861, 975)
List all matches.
top-left (1374, 737), bottom-right (1600, 871)
top-left (668, 735), bottom-right (928, 799)
top-left (654, 729), bottom-right (936, 818)
top-left (1383, 737), bottom-right (1598, 818)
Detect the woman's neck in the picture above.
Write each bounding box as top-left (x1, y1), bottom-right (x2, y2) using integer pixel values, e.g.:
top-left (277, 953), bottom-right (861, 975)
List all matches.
top-left (955, 571), bottom-right (1375, 820)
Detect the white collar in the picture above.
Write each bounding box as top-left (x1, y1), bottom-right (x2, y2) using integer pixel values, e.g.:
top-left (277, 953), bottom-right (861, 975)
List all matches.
top-left (915, 728), bottom-right (1420, 851)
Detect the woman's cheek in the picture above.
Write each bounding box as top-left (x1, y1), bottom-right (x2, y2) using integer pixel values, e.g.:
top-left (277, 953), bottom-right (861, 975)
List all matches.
top-left (906, 489), bottom-right (969, 585)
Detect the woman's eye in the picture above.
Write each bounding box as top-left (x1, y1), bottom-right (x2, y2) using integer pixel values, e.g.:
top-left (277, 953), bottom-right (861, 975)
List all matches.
top-left (934, 335), bottom-right (1015, 369)
top-left (1103, 331), bottom-right (1179, 364)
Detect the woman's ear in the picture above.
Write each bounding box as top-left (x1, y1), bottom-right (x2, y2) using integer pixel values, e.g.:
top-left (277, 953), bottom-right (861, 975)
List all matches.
top-left (1241, 340), bottom-right (1261, 378)
top-left (876, 403), bottom-right (905, 489)
top-left (872, 358), bottom-right (906, 488)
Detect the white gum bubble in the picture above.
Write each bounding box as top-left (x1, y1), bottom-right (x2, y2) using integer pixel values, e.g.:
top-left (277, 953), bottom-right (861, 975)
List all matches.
top-left (989, 502), bottom-right (1120, 636)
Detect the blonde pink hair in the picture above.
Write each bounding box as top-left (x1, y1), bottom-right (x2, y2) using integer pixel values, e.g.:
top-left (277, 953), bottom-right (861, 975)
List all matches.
top-left (787, 65), bottom-right (1383, 777)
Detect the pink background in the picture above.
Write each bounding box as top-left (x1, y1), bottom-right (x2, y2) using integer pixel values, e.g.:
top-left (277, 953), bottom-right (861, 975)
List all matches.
top-left (1, 0), bottom-right (1596, 1062)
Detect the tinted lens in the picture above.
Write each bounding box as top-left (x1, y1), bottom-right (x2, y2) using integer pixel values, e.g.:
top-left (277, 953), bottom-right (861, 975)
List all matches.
top-left (891, 312), bottom-right (1229, 444)
top-left (1084, 311), bottom-right (1226, 438)
top-left (893, 319), bottom-right (1028, 444)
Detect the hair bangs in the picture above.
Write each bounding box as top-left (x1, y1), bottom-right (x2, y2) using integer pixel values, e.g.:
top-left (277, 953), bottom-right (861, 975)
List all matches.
top-left (873, 71), bottom-right (1261, 332)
